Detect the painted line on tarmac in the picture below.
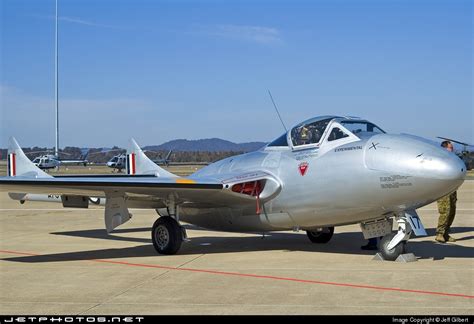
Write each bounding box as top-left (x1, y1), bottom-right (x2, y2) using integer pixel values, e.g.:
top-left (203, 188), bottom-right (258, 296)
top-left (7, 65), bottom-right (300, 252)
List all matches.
top-left (1, 249), bottom-right (473, 300)
top-left (0, 209), bottom-right (95, 211)
top-left (0, 209), bottom-right (141, 211)
top-left (419, 208), bottom-right (473, 211)
top-left (3, 208), bottom-right (474, 212)
top-left (0, 207), bottom-right (474, 212)
top-left (0, 208), bottom-right (163, 211)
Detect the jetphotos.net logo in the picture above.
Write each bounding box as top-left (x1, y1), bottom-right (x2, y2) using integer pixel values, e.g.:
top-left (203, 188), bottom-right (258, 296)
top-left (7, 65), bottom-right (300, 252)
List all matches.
top-left (0, 317), bottom-right (145, 324)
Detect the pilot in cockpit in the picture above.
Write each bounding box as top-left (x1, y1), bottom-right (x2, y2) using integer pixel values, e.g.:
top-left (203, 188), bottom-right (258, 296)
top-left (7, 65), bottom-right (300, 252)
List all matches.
top-left (296, 124), bottom-right (324, 145)
top-left (297, 125), bottom-right (311, 145)
top-left (292, 119), bottom-right (331, 146)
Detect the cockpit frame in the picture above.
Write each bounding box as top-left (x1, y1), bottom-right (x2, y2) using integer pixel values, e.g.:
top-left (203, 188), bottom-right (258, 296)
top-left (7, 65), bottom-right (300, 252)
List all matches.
top-left (265, 116), bottom-right (386, 152)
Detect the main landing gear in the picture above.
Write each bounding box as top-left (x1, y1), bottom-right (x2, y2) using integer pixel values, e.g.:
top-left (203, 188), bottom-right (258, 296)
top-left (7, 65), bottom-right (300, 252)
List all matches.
top-left (306, 226), bottom-right (334, 243)
top-left (151, 197), bottom-right (187, 255)
top-left (151, 217), bottom-right (184, 255)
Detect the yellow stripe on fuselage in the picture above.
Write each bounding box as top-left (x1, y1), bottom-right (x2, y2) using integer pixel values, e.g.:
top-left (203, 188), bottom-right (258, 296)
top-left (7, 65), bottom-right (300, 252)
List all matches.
top-left (175, 178), bottom-right (197, 184)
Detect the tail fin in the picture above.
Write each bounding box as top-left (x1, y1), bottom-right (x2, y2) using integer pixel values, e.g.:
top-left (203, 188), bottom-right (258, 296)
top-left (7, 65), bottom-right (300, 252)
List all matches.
top-left (80, 148), bottom-right (90, 160)
top-left (8, 137), bottom-right (52, 178)
top-left (126, 138), bottom-right (178, 177)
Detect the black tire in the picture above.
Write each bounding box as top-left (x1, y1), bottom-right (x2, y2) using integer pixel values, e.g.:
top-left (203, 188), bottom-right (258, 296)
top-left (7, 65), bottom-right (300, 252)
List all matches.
top-left (151, 217), bottom-right (182, 255)
top-left (89, 197), bottom-right (101, 205)
top-left (379, 232), bottom-right (406, 261)
top-left (306, 227), bottom-right (334, 243)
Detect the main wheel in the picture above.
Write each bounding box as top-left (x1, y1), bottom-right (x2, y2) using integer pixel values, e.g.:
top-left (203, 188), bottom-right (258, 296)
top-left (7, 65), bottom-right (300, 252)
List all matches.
top-left (379, 232), bottom-right (406, 261)
top-left (151, 217), bottom-right (182, 255)
top-left (306, 227), bottom-right (334, 243)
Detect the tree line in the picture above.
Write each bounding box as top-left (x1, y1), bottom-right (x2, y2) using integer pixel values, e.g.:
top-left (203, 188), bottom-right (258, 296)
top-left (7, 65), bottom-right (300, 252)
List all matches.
top-left (0, 147), bottom-right (244, 164)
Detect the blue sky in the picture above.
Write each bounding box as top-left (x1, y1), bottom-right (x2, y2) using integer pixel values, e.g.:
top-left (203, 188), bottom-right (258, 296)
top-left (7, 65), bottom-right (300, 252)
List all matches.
top-left (1, 0), bottom-right (472, 148)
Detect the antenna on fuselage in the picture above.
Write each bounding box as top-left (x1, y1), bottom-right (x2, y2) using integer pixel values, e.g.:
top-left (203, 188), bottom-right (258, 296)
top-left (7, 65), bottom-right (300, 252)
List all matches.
top-left (267, 90), bottom-right (288, 132)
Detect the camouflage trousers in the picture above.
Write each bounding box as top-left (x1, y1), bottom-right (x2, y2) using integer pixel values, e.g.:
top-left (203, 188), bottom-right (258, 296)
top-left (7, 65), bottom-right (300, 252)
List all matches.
top-left (436, 191), bottom-right (457, 236)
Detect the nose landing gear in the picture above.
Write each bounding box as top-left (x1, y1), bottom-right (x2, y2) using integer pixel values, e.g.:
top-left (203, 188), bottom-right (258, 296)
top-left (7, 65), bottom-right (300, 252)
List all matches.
top-left (379, 232), bottom-right (407, 261)
top-left (378, 210), bottom-right (426, 261)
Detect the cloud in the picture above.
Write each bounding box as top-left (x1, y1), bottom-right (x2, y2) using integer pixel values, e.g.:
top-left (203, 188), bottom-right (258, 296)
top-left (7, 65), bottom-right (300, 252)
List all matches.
top-left (58, 16), bottom-right (132, 30)
top-left (58, 16), bottom-right (120, 29)
top-left (211, 24), bottom-right (283, 45)
top-left (29, 14), bottom-right (125, 29)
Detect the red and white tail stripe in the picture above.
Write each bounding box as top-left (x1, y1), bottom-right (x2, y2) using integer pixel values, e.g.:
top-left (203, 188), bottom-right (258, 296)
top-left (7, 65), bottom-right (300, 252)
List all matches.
top-left (127, 153), bottom-right (136, 175)
top-left (7, 153), bottom-right (16, 177)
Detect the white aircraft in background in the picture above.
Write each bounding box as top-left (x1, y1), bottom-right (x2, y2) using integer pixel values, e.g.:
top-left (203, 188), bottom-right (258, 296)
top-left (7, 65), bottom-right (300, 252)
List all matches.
top-left (31, 151), bottom-right (89, 170)
top-left (106, 153), bottom-right (127, 172)
top-left (106, 150), bottom-right (173, 172)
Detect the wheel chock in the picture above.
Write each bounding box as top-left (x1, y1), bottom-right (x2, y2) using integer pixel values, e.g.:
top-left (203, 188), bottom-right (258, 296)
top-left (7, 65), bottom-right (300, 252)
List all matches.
top-left (372, 252), bottom-right (418, 262)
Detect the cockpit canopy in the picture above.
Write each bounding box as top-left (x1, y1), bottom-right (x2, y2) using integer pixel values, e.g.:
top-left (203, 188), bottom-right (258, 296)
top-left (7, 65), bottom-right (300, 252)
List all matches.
top-left (267, 116), bottom-right (385, 149)
top-left (290, 117), bottom-right (332, 146)
top-left (339, 120), bottom-right (385, 138)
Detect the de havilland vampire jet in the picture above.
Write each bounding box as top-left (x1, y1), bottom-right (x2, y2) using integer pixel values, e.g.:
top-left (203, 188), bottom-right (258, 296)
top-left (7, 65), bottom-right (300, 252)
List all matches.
top-left (0, 116), bottom-right (466, 260)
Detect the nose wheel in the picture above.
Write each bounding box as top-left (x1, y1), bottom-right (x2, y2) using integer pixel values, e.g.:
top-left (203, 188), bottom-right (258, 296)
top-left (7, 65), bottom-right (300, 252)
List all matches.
top-left (379, 232), bottom-right (407, 261)
top-left (377, 211), bottom-right (425, 261)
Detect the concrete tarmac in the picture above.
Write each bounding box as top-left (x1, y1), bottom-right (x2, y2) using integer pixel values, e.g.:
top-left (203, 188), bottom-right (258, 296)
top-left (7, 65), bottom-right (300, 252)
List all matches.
top-left (0, 182), bottom-right (472, 315)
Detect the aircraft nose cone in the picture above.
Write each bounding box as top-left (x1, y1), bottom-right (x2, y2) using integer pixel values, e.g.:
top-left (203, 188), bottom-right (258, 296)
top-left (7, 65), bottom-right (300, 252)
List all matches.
top-left (434, 152), bottom-right (466, 181)
top-left (364, 134), bottom-right (465, 209)
top-left (365, 134), bottom-right (466, 182)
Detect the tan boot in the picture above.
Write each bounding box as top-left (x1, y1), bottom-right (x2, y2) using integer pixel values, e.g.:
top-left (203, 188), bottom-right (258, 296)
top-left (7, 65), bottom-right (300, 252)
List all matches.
top-left (435, 234), bottom-right (446, 243)
top-left (445, 235), bottom-right (457, 242)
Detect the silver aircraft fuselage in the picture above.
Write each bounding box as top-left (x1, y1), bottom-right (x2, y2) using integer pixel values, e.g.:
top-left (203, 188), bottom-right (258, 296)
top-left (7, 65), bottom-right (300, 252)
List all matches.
top-left (176, 117), bottom-right (466, 232)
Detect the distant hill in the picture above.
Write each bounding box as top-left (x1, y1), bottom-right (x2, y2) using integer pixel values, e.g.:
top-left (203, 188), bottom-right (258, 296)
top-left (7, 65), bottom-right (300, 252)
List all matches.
top-left (0, 138), bottom-right (267, 162)
top-left (144, 138), bottom-right (267, 152)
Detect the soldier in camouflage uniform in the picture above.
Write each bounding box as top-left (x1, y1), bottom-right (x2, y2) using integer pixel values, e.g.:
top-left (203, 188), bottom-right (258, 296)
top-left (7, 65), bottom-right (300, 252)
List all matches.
top-left (435, 141), bottom-right (458, 243)
top-left (436, 191), bottom-right (457, 243)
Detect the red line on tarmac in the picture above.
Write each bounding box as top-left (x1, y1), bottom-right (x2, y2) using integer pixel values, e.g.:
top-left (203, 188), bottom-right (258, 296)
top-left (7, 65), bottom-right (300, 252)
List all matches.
top-left (1, 249), bottom-right (473, 300)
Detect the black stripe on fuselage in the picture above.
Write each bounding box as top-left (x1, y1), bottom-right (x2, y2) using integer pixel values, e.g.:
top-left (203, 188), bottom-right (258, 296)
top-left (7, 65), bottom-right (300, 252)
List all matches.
top-left (126, 155), bottom-right (131, 174)
top-left (7, 156), bottom-right (10, 177)
top-left (54, 174), bottom-right (155, 178)
top-left (0, 179), bottom-right (223, 190)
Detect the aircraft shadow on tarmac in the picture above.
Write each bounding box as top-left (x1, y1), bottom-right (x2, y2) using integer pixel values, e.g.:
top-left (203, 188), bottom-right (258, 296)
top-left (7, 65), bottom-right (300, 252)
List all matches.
top-left (2, 226), bottom-right (473, 263)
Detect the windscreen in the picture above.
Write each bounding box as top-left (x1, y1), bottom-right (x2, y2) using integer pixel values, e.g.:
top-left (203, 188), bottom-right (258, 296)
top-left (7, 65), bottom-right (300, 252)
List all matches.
top-left (268, 133), bottom-right (288, 147)
top-left (340, 121), bottom-right (385, 136)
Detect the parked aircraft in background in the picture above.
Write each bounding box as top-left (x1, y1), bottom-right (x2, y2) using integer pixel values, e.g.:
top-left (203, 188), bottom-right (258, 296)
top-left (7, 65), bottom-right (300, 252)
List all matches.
top-left (31, 154), bottom-right (61, 170)
top-left (106, 153), bottom-right (127, 173)
top-left (0, 116), bottom-right (466, 260)
top-left (153, 150), bottom-right (173, 167)
top-left (31, 149), bottom-right (89, 170)
top-left (437, 136), bottom-right (473, 171)
top-left (106, 150), bottom-right (172, 172)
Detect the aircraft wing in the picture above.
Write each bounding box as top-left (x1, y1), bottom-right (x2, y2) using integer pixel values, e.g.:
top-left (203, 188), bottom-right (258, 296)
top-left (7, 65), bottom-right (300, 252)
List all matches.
top-left (0, 171), bottom-right (281, 233)
top-left (2, 137), bottom-right (281, 232)
top-left (0, 171), bottom-right (280, 208)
